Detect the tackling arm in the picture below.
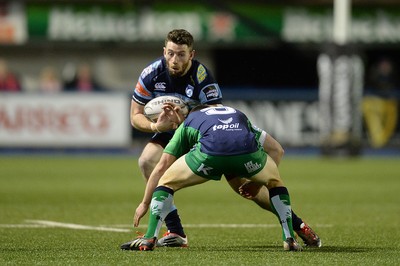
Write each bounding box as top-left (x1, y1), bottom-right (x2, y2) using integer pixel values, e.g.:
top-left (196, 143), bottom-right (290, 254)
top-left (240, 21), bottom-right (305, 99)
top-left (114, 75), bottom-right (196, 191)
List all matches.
top-left (263, 134), bottom-right (284, 166)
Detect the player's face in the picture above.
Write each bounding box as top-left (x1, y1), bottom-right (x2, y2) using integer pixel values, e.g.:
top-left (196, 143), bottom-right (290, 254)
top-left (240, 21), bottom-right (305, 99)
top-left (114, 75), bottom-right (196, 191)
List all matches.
top-left (164, 41), bottom-right (194, 77)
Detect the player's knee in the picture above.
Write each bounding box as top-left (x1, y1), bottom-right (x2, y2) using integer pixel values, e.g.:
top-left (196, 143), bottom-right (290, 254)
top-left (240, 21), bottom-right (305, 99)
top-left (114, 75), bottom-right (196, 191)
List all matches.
top-left (266, 179), bottom-right (284, 190)
top-left (138, 155), bottom-right (156, 179)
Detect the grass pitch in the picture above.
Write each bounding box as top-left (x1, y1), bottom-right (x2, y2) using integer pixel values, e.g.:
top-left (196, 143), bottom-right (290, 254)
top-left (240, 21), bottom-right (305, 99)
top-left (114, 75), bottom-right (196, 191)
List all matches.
top-left (1, 154), bottom-right (399, 265)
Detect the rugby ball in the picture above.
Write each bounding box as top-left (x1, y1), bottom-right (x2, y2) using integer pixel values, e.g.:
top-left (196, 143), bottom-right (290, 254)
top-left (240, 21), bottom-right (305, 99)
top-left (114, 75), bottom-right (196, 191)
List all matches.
top-left (144, 95), bottom-right (189, 122)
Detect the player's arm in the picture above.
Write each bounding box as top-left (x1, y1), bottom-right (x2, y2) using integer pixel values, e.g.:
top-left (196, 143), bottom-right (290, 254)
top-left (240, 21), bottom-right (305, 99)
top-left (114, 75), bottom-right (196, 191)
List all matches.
top-left (131, 100), bottom-right (182, 133)
top-left (133, 124), bottom-right (186, 227)
top-left (263, 134), bottom-right (284, 166)
top-left (130, 100), bottom-right (157, 133)
top-left (134, 153), bottom-right (177, 227)
top-left (251, 124), bottom-right (284, 166)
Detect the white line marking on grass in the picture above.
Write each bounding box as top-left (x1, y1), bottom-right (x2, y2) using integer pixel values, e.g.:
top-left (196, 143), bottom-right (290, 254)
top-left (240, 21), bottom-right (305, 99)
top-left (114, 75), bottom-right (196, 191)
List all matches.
top-left (24, 220), bottom-right (131, 232)
top-left (0, 224), bottom-right (49, 228)
top-left (0, 220), bottom-right (332, 232)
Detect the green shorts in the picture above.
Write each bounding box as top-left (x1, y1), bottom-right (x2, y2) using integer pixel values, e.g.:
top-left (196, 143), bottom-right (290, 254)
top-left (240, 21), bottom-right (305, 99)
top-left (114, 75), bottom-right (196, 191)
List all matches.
top-left (184, 147), bottom-right (267, 180)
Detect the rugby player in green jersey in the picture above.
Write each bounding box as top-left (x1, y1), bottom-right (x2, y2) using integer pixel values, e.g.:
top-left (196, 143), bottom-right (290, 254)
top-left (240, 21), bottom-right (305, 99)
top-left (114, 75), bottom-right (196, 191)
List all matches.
top-left (122, 105), bottom-right (321, 251)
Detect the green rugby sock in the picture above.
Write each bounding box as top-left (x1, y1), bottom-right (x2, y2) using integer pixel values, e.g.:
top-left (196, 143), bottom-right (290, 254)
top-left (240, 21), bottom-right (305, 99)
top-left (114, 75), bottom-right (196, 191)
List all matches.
top-left (144, 186), bottom-right (174, 239)
top-left (269, 187), bottom-right (295, 240)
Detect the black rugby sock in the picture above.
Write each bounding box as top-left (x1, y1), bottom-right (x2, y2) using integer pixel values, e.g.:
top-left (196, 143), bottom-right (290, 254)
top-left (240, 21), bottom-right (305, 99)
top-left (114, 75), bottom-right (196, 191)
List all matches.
top-left (164, 209), bottom-right (186, 237)
top-left (291, 211), bottom-right (303, 231)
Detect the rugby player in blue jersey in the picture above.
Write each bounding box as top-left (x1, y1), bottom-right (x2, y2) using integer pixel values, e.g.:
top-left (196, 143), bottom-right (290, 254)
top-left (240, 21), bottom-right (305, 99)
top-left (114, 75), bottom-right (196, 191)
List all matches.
top-left (130, 29), bottom-right (222, 247)
top-left (122, 105), bottom-right (309, 251)
top-left (128, 29), bottom-right (320, 249)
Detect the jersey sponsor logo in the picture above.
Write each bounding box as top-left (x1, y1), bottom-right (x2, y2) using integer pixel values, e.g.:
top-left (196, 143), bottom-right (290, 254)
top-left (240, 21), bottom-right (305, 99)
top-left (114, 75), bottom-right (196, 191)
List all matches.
top-left (185, 85), bottom-right (194, 97)
top-left (203, 86), bottom-right (219, 100)
top-left (244, 161), bottom-right (262, 173)
top-left (211, 116), bottom-right (240, 131)
top-left (197, 163), bottom-right (213, 175)
top-left (135, 82), bottom-right (151, 97)
top-left (197, 64), bottom-right (207, 83)
top-left (212, 122), bottom-right (240, 131)
top-left (154, 82), bottom-right (166, 91)
top-left (218, 117), bottom-right (233, 124)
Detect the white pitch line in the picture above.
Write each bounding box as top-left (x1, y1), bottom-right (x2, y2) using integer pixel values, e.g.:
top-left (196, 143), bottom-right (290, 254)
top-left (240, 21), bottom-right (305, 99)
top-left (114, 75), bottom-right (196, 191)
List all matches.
top-left (24, 220), bottom-right (131, 232)
top-left (0, 224), bottom-right (49, 228)
top-left (0, 220), bottom-right (332, 232)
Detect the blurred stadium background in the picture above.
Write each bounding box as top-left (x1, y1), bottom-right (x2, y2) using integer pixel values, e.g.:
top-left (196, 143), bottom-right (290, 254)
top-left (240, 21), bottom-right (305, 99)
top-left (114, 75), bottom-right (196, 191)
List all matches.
top-left (1, 0), bottom-right (400, 156)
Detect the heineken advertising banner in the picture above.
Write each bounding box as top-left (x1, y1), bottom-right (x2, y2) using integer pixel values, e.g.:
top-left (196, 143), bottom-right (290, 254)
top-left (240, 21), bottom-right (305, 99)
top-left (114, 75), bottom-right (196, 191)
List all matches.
top-left (23, 3), bottom-right (400, 44)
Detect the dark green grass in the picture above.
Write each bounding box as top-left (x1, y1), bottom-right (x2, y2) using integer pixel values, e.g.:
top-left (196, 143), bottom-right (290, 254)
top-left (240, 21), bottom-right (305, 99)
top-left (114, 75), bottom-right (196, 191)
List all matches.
top-left (1, 155), bottom-right (399, 265)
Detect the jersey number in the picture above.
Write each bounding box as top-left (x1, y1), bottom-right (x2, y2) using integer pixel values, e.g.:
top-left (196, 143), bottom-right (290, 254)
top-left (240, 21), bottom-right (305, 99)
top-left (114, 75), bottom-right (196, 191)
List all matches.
top-left (202, 106), bottom-right (236, 115)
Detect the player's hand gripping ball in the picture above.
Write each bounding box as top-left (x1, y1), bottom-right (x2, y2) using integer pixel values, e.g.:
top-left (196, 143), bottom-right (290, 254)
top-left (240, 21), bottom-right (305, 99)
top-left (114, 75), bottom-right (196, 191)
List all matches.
top-left (144, 95), bottom-right (189, 122)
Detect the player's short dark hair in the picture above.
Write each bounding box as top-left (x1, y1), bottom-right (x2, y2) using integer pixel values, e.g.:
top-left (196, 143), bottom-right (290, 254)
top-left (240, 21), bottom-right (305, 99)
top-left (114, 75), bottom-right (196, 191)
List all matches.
top-left (165, 29), bottom-right (194, 51)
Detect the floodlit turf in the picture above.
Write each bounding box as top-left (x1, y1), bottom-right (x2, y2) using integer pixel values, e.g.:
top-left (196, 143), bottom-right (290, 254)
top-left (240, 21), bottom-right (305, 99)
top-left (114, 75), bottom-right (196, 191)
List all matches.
top-left (1, 155), bottom-right (399, 265)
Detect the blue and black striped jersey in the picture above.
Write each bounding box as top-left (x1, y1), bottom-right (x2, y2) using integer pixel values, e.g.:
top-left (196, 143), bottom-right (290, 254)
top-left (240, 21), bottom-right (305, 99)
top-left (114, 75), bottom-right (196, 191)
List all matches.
top-left (132, 57), bottom-right (222, 110)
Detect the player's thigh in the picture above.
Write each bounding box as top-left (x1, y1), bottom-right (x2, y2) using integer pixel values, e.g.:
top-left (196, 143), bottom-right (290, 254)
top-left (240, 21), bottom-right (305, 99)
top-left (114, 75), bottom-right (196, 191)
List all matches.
top-left (226, 177), bottom-right (247, 193)
top-left (158, 156), bottom-right (209, 191)
top-left (251, 157), bottom-right (283, 188)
